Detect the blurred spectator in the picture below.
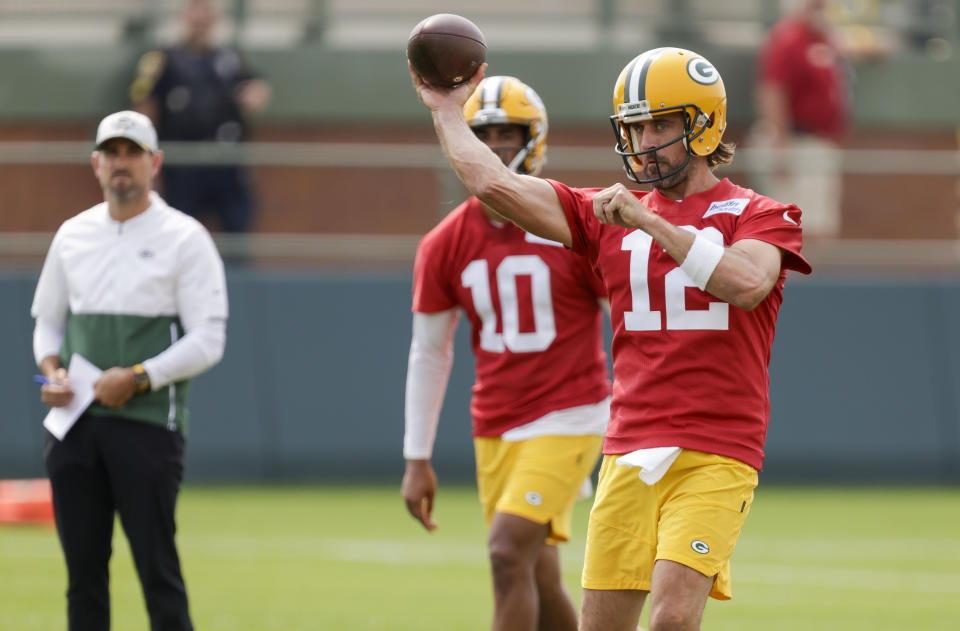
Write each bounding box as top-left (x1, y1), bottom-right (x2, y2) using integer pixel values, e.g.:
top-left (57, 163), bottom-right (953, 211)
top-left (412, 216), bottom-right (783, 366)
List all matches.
top-left (130, 0), bottom-right (271, 233)
top-left (749, 0), bottom-right (895, 239)
top-left (749, 0), bottom-right (852, 239)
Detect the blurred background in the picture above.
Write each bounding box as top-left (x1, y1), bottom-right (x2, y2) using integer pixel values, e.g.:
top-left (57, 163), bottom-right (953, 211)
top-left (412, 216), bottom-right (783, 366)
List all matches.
top-left (1, 0), bottom-right (959, 485)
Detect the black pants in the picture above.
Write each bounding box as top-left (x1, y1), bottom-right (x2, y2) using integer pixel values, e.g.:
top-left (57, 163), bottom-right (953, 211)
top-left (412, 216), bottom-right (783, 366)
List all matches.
top-left (45, 414), bottom-right (193, 631)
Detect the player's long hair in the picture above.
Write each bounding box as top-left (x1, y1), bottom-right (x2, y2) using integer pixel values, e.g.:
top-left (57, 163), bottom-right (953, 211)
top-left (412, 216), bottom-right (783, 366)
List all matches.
top-left (706, 140), bottom-right (736, 169)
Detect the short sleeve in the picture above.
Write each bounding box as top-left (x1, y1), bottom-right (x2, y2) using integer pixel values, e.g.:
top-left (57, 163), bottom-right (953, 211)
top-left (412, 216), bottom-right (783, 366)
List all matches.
top-left (545, 179), bottom-right (599, 259)
top-left (412, 231), bottom-right (457, 313)
top-left (735, 203), bottom-right (812, 275)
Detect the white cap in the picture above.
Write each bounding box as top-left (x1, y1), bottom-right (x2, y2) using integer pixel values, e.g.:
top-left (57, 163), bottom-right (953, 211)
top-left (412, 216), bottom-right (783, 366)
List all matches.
top-left (95, 110), bottom-right (158, 152)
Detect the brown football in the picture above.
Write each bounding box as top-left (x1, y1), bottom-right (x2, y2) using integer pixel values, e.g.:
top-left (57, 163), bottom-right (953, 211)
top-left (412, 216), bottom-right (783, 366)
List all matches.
top-left (407, 14), bottom-right (486, 88)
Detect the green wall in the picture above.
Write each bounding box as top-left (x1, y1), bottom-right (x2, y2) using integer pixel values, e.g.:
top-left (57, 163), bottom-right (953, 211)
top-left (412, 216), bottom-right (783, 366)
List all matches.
top-left (3, 271), bottom-right (959, 484)
top-left (0, 45), bottom-right (957, 128)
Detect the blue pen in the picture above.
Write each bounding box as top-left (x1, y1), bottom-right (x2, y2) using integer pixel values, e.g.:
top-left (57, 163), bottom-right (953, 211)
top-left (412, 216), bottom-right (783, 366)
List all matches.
top-left (33, 375), bottom-right (51, 385)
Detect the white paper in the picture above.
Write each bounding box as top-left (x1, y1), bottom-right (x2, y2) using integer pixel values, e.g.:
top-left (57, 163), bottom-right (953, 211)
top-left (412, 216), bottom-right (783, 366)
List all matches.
top-left (577, 476), bottom-right (594, 501)
top-left (615, 446), bottom-right (682, 485)
top-left (42, 354), bottom-right (102, 441)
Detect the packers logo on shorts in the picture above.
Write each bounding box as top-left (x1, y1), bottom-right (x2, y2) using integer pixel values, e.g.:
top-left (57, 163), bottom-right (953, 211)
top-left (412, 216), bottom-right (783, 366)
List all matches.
top-left (524, 491), bottom-right (543, 506)
top-left (691, 539), bottom-right (710, 554)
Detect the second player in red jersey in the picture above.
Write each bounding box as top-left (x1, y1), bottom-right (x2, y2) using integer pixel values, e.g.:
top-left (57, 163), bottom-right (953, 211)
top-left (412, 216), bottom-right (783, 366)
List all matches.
top-left (402, 76), bottom-right (610, 631)
top-left (413, 195), bottom-right (609, 437)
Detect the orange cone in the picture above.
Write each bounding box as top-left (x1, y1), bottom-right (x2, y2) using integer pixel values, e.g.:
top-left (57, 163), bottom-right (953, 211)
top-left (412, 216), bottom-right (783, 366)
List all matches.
top-left (0, 478), bottom-right (56, 526)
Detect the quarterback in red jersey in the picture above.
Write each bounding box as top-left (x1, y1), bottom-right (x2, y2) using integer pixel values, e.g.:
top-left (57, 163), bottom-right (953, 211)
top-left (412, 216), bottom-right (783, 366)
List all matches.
top-left (402, 75), bottom-right (610, 631)
top-left (411, 47), bottom-right (811, 631)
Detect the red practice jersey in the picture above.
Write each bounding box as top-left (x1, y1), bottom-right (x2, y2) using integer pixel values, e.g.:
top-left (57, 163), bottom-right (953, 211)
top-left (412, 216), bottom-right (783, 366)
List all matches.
top-left (549, 178), bottom-right (812, 470)
top-left (412, 197), bottom-right (610, 437)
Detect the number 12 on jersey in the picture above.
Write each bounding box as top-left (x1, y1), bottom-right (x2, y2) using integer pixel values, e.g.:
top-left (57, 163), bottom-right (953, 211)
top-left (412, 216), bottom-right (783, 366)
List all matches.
top-left (622, 226), bottom-right (729, 331)
top-left (461, 255), bottom-right (557, 353)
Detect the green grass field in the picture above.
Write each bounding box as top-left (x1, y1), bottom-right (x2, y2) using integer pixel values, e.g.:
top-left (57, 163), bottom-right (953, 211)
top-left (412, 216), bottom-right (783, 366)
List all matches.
top-left (2, 485), bottom-right (958, 630)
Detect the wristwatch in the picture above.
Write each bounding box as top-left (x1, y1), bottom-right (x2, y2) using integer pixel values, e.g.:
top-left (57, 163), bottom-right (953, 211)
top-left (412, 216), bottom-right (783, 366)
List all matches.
top-left (132, 363), bottom-right (151, 394)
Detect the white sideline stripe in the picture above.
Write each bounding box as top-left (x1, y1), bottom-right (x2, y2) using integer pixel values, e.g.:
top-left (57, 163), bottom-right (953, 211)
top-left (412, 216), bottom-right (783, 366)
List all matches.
top-left (5, 533), bottom-right (960, 563)
top-left (5, 535), bottom-right (960, 595)
top-left (738, 536), bottom-right (960, 562)
top-left (736, 562), bottom-right (960, 595)
top-left (182, 536), bottom-right (489, 565)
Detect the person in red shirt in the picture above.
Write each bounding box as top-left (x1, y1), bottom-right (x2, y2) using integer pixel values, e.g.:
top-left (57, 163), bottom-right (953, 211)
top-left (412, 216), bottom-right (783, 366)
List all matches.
top-left (402, 75), bottom-right (611, 631)
top-left (411, 47), bottom-right (811, 631)
top-left (751, 0), bottom-right (850, 238)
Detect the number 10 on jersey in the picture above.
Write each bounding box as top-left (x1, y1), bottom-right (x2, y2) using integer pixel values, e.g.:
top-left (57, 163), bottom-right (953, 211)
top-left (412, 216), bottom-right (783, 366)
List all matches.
top-left (461, 255), bottom-right (558, 353)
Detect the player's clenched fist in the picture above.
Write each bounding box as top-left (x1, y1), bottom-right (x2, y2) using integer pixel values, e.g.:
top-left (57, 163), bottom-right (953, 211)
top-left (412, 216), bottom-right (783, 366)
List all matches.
top-left (593, 182), bottom-right (653, 229)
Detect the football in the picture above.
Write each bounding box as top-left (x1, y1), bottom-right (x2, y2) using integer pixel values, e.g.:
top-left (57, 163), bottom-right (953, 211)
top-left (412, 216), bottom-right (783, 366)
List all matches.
top-left (407, 14), bottom-right (486, 88)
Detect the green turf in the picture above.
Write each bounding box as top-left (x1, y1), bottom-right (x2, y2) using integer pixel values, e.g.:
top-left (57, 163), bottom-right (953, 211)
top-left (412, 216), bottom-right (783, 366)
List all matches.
top-left (2, 485), bottom-right (958, 630)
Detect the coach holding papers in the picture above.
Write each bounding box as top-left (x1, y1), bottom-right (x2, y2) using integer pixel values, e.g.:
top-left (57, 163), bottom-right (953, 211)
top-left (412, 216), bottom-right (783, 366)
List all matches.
top-left (31, 110), bottom-right (228, 631)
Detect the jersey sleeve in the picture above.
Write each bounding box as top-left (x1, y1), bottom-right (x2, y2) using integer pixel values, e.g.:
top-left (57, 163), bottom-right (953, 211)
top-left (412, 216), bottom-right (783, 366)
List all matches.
top-left (412, 228), bottom-right (457, 313)
top-left (545, 179), bottom-right (599, 259)
top-left (734, 202), bottom-right (812, 275)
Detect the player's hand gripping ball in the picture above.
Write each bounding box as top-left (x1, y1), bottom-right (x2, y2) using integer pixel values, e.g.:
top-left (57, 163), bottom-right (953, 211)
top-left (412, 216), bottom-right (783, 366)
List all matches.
top-left (407, 14), bottom-right (486, 88)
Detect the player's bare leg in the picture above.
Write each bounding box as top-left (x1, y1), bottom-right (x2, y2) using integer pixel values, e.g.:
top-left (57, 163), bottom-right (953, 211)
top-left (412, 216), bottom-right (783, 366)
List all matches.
top-left (488, 512), bottom-right (563, 631)
top-left (645, 560), bottom-right (713, 631)
top-left (532, 542), bottom-right (577, 631)
top-left (579, 588), bottom-right (647, 631)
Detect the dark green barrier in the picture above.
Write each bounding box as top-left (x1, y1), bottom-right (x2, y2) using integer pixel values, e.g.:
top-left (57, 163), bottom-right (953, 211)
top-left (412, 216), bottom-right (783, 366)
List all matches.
top-left (0, 46), bottom-right (957, 127)
top-left (2, 271), bottom-right (958, 483)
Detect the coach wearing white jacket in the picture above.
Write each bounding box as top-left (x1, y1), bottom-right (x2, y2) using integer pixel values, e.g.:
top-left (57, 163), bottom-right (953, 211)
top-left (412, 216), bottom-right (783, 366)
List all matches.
top-left (31, 110), bottom-right (227, 631)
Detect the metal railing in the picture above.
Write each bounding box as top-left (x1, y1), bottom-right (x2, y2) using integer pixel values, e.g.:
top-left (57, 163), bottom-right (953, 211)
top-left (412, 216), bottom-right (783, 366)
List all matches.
top-left (1, 140), bottom-right (958, 274)
top-left (3, 140), bottom-right (960, 175)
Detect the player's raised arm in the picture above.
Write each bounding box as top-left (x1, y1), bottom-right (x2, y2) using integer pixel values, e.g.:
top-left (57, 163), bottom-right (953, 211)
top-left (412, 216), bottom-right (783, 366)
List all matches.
top-left (410, 63), bottom-right (572, 247)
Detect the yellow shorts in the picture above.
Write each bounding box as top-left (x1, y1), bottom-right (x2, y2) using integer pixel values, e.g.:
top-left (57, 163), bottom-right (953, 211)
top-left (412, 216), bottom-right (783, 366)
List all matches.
top-left (582, 450), bottom-right (758, 600)
top-left (475, 434), bottom-right (603, 544)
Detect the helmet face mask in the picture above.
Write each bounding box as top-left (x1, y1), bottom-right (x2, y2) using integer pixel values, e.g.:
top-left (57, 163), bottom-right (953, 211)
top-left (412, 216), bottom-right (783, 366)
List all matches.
top-left (612, 105), bottom-right (700, 184)
top-left (473, 124), bottom-right (528, 170)
top-left (610, 48), bottom-right (727, 184)
top-left (464, 76), bottom-right (548, 176)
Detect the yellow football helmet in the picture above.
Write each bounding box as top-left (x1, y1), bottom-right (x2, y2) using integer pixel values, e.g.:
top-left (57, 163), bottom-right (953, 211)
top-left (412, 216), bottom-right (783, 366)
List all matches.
top-left (610, 47), bottom-right (727, 183)
top-left (464, 75), bottom-right (548, 176)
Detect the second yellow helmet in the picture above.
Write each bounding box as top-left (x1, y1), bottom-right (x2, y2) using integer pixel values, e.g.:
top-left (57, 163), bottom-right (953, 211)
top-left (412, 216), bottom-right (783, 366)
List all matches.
top-left (464, 75), bottom-right (548, 176)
